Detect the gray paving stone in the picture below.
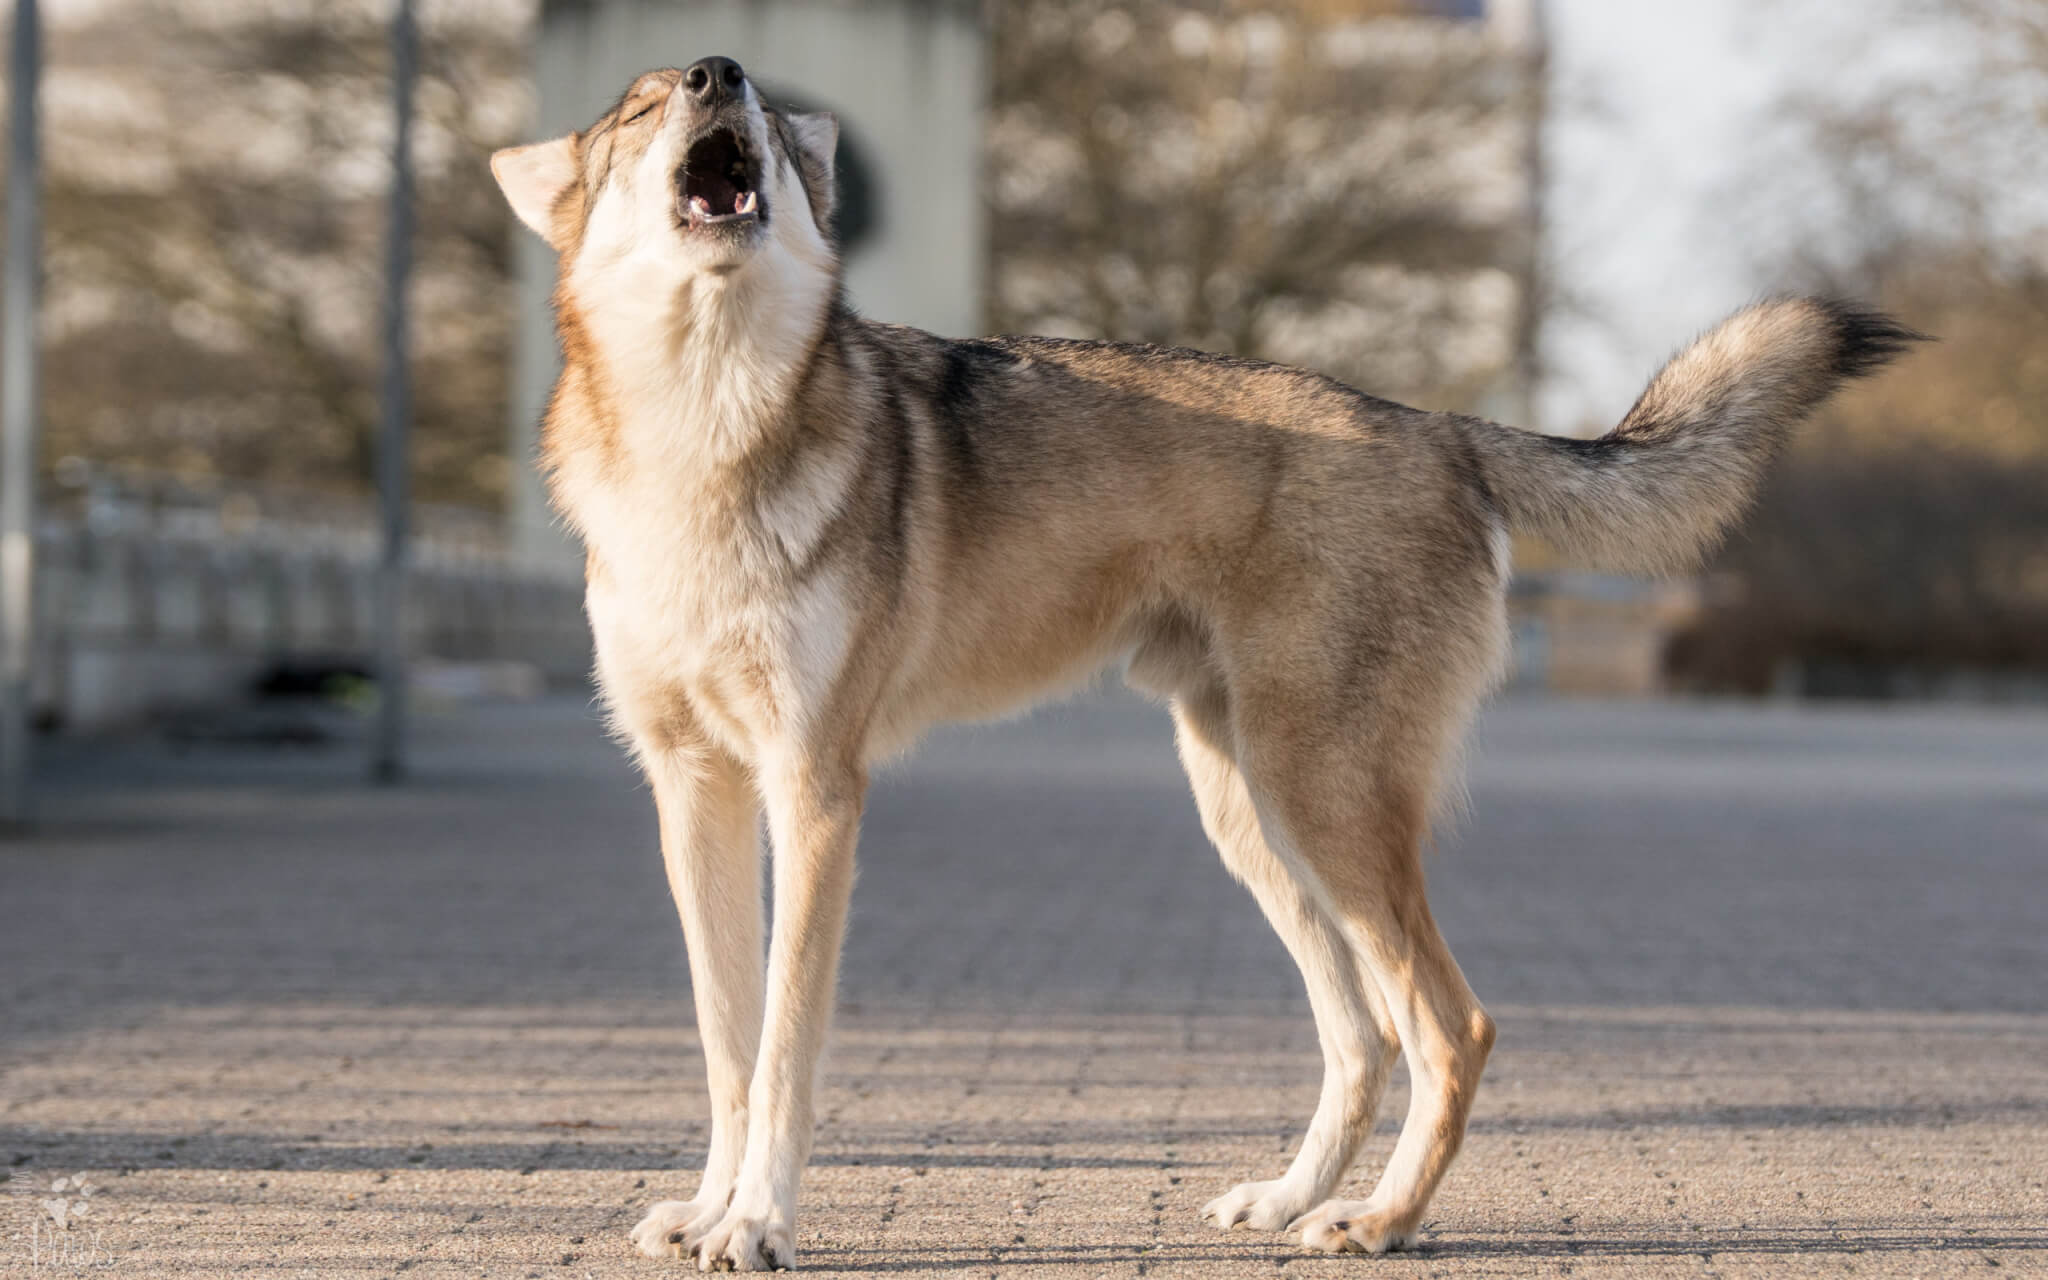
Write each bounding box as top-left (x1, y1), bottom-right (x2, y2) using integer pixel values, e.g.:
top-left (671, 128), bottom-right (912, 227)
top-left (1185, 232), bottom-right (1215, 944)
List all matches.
top-left (2, 692), bottom-right (2044, 1276)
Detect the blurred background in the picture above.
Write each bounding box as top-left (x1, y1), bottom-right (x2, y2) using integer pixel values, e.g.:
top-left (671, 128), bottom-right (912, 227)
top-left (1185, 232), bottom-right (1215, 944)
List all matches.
top-left (3, 6), bottom-right (2046, 1271)
top-left (3, 0), bottom-right (2046, 767)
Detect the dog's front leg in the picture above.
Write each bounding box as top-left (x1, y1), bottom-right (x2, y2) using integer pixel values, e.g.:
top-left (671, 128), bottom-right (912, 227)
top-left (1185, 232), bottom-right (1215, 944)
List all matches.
top-left (694, 755), bottom-right (863, 1272)
top-left (629, 745), bottom-right (766, 1261)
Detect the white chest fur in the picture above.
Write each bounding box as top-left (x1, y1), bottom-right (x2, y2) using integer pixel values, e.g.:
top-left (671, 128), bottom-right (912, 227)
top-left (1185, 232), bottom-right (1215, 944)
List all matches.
top-left (570, 420), bottom-right (863, 759)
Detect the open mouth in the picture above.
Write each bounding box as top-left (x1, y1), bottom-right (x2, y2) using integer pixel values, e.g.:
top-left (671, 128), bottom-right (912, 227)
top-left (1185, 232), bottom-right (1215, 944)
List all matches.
top-left (676, 127), bottom-right (761, 230)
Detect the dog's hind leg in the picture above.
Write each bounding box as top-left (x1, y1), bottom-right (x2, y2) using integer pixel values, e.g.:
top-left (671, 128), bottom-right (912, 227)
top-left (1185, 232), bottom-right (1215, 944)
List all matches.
top-left (1173, 683), bottom-right (1402, 1234)
top-left (1235, 687), bottom-right (1496, 1255)
top-left (628, 740), bottom-right (767, 1260)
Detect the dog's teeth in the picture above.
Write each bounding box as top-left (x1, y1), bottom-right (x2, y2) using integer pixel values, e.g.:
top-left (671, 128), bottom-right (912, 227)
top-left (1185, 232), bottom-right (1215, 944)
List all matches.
top-left (689, 195), bottom-right (712, 219)
top-left (737, 190), bottom-right (757, 214)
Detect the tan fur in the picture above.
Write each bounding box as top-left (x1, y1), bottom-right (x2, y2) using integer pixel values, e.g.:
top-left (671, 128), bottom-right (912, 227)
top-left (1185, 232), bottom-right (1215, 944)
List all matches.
top-left (495, 63), bottom-right (1918, 1270)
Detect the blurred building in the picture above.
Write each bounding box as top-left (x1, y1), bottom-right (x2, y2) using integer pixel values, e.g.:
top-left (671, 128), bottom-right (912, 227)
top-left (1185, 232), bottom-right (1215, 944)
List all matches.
top-left (508, 0), bottom-right (988, 567)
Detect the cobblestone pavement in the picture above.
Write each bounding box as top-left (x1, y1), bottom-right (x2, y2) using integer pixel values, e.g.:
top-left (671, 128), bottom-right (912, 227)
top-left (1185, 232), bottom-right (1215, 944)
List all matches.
top-left (3, 693), bottom-right (2045, 1277)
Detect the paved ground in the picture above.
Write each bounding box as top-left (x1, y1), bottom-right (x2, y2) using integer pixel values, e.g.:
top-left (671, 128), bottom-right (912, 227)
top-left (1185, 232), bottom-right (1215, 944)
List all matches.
top-left (2, 692), bottom-right (2045, 1277)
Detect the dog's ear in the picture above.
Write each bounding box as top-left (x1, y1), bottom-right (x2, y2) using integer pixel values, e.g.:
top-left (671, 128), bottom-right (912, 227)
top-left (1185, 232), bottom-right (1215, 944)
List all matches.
top-left (785, 111), bottom-right (838, 184)
top-left (492, 136), bottom-right (579, 250)
top-left (782, 111), bottom-right (838, 231)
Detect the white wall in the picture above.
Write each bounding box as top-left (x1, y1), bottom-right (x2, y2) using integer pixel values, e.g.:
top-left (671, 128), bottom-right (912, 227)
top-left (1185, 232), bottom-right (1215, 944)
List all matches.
top-left (508, 0), bottom-right (988, 566)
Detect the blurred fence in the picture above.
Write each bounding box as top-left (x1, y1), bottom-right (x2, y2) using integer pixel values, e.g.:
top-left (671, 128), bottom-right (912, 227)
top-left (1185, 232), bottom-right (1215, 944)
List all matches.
top-left (1506, 571), bottom-right (1697, 697)
top-left (29, 463), bottom-right (587, 732)
top-left (20, 462), bottom-right (1837, 728)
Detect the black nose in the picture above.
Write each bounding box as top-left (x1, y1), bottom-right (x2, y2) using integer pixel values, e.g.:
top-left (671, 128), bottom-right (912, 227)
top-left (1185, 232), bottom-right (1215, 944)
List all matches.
top-left (682, 56), bottom-right (745, 106)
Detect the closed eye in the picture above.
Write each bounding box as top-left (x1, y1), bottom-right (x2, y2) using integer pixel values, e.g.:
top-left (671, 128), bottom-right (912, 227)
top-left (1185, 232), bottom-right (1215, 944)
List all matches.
top-left (623, 101), bottom-right (655, 124)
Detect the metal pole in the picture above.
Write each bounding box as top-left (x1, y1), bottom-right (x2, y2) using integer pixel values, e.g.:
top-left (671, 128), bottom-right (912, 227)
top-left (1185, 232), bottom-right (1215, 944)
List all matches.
top-left (0, 0), bottom-right (41, 826)
top-left (1515, 0), bottom-right (1549, 431)
top-left (372, 0), bottom-right (415, 784)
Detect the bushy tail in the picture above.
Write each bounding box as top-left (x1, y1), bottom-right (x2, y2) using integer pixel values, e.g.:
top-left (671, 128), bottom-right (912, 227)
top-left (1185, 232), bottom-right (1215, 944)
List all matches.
top-left (1465, 296), bottom-right (1923, 573)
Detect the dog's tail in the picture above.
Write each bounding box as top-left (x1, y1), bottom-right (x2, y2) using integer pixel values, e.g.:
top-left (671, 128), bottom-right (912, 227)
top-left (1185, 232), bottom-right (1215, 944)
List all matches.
top-left (1463, 296), bottom-right (1922, 573)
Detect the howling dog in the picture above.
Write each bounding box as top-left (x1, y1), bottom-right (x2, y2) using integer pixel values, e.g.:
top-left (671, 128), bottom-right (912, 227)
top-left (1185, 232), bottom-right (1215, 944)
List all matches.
top-left (492, 57), bottom-right (1916, 1271)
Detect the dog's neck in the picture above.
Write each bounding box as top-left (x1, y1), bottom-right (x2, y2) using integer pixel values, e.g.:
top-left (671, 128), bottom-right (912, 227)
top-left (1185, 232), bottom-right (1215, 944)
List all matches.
top-left (568, 253), bottom-right (837, 476)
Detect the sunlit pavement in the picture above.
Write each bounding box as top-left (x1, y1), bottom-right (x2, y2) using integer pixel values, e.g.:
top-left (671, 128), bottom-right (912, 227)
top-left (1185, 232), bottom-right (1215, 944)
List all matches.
top-left (4, 693), bottom-right (2045, 1276)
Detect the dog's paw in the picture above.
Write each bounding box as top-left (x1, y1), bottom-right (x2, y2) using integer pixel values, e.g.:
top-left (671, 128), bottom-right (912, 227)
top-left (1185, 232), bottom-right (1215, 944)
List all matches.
top-left (1288, 1197), bottom-right (1419, 1254)
top-left (691, 1205), bottom-right (794, 1272)
top-left (629, 1198), bottom-right (728, 1260)
top-left (1201, 1178), bottom-right (1319, 1232)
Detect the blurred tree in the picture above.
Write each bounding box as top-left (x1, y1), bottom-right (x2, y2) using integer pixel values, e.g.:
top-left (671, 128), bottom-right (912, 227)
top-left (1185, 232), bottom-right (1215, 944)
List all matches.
top-left (16, 0), bottom-right (1546, 507)
top-left (986, 0), bottom-right (1543, 413)
top-left (1669, 0), bottom-right (2048, 691)
top-left (17, 0), bottom-right (531, 507)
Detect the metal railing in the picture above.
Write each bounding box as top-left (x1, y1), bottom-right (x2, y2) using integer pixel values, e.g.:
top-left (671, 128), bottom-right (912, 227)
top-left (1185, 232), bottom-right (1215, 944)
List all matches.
top-left (30, 462), bottom-right (588, 733)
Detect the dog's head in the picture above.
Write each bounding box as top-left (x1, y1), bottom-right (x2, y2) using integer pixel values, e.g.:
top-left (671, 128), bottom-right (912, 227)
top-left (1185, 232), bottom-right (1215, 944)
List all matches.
top-left (491, 58), bottom-right (839, 295)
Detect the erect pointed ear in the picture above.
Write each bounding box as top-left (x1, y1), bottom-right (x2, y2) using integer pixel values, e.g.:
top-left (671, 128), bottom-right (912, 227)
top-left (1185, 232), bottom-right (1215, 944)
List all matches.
top-left (785, 111), bottom-right (838, 183)
top-left (781, 111), bottom-right (838, 232)
top-left (491, 136), bottom-right (579, 250)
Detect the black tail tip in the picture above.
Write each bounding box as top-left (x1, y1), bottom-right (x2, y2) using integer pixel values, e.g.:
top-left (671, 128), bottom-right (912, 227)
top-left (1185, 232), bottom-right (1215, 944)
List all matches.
top-left (1813, 297), bottom-right (1930, 379)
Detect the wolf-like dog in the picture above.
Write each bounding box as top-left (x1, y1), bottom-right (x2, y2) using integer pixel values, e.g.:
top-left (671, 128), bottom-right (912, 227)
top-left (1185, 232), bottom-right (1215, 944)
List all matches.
top-left (492, 58), bottom-right (1916, 1271)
